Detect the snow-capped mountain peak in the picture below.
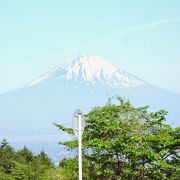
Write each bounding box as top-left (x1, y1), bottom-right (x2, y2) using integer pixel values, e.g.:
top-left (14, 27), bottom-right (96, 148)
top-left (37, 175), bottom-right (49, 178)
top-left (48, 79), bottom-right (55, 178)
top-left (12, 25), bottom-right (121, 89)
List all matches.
top-left (27, 55), bottom-right (147, 88)
top-left (60, 55), bottom-right (122, 81)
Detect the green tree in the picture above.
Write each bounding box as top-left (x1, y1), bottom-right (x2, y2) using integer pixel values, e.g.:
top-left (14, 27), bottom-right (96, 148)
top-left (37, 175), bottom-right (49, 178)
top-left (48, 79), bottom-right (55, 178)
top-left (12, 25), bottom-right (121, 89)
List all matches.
top-left (16, 146), bottom-right (34, 163)
top-left (0, 139), bottom-right (15, 174)
top-left (59, 158), bottom-right (78, 179)
top-left (0, 139), bottom-right (54, 179)
top-left (56, 97), bottom-right (180, 180)
top-left (36, 150), bottom-right (53, 167)
top-left (0, 139), bottom-right (9, 149)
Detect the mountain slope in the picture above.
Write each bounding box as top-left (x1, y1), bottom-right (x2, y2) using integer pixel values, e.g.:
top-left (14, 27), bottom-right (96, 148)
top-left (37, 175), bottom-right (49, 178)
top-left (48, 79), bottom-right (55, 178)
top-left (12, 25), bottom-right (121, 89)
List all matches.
top-left (0, 55), bottom-right (179, 161)
top-left (27, 55), bottom-right (147, 88)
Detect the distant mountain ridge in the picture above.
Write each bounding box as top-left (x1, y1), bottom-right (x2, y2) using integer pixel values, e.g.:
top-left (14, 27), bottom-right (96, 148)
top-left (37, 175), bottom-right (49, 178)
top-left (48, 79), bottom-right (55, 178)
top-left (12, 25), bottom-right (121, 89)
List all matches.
top-left (0, 55), bottom-right (179, 161)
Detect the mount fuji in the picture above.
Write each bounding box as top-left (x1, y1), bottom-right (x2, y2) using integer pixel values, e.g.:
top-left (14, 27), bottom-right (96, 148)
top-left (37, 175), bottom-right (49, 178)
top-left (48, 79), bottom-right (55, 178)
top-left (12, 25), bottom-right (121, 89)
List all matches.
top-left (0, 55), bottom-right (179, 161)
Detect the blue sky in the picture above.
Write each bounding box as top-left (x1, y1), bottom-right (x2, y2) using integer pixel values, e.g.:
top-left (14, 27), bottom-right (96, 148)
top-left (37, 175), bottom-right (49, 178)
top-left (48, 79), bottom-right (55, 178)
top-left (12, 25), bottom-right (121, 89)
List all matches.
top-left (0, 0), bottom-right (180, 93)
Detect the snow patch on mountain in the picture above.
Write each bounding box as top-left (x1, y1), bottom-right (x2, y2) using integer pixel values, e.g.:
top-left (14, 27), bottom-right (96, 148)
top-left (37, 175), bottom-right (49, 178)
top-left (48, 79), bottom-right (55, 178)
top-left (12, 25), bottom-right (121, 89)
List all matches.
top-left (27, 55), bottom-right (147, 88)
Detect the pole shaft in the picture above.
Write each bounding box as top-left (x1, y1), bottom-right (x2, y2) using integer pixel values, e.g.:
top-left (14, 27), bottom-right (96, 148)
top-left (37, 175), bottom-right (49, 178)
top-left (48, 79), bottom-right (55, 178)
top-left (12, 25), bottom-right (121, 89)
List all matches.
top-left (78, 115), bottom-right (82, 180)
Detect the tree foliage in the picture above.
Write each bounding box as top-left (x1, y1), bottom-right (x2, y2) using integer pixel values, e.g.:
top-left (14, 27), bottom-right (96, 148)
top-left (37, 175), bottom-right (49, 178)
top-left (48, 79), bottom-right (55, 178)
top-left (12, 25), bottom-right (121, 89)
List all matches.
top-left (56, 97), bottom-right (180, 180)
top-left (0, 139), bottom-right (54, 180)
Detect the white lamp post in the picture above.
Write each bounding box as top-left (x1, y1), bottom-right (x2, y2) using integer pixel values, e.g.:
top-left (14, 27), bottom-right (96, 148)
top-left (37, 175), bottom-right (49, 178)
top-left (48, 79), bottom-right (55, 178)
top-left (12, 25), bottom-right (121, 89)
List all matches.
top-left (73, 110), bottom-right (84, 180)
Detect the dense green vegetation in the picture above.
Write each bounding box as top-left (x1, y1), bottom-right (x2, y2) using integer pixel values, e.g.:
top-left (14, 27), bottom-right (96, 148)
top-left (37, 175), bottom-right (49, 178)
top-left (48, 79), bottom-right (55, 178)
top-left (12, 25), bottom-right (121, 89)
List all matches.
top-left (1, 97), bottom-right (179, 179)
top-left (0, 139), bottom-right (78, 179)
top-left (55, 97), bottom-right (180, 180)
top-left (0, 139), bottom-right (55, 179)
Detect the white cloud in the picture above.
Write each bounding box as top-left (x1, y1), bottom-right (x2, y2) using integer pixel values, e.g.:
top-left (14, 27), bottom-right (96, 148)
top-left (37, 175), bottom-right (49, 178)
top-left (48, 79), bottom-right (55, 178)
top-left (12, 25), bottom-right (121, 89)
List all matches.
top-left (73, 17), bottom-right (180, 53)
top-left (120, 17), bottom-right (180, 34)
top-left (43, 17), bottom-right (180, 61)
